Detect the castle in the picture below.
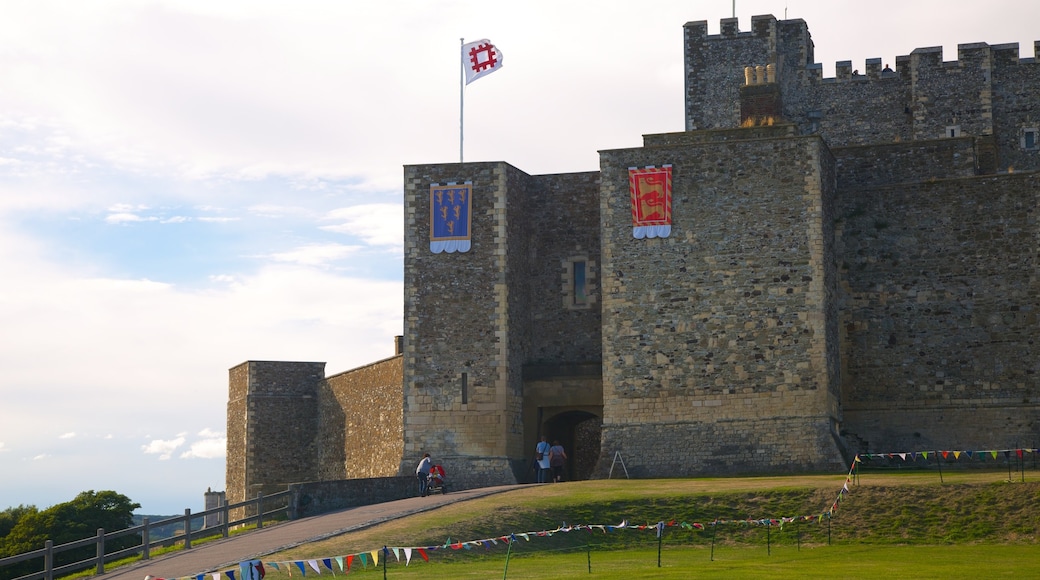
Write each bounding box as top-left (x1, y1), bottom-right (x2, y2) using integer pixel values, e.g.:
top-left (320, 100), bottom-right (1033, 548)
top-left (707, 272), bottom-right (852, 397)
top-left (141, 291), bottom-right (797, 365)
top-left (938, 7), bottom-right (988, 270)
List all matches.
top-left (226, 14), bottom-right (1040, 504)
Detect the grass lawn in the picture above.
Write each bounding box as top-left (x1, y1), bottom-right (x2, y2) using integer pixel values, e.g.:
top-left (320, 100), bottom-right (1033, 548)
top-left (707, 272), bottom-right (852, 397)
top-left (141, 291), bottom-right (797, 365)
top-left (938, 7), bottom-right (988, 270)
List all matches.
top-left (257, 469), bottom-right (1039, 578)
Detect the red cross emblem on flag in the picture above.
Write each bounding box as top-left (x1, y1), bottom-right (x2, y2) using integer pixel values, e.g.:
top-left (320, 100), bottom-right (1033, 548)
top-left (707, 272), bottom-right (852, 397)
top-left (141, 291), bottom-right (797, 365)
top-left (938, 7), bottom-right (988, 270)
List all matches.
top-left (462, 39), bottom-right (504, 85)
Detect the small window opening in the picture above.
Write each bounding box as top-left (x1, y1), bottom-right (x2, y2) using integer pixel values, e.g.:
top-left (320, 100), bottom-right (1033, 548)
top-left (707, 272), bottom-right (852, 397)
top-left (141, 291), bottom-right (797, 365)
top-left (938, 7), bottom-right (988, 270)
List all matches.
top-left (1023, 129), bottom-right (1037, 150)
top-left (573, 261), bottom-right (587, 306)
top-left (461, 372), bottom-right (468, 405)
top-left (946, 125), bottom-right (961, 138)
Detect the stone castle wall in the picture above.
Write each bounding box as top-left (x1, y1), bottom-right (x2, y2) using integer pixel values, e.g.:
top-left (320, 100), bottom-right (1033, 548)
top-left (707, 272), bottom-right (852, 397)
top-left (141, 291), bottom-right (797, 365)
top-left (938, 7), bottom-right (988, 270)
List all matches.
top-left (837, 172), bottom-right (1040, 453)
top-left (596, 132), bottom-right (845, 475)
top-left (316, 355), bottom-right (403, 480)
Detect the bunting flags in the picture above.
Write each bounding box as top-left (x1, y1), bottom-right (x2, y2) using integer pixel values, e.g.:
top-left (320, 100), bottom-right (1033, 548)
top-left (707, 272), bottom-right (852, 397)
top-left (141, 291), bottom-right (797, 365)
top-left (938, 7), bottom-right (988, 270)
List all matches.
top-left (857, 447), bottom-right (1036, 463)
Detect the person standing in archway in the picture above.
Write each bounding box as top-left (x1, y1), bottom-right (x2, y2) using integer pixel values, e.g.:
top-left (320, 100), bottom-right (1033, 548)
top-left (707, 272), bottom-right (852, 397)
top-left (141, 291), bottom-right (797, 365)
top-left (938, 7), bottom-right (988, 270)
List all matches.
top-left (549, 440), bottom-right (567, 483)
top-left (535, 436), bottom-right (551, 483)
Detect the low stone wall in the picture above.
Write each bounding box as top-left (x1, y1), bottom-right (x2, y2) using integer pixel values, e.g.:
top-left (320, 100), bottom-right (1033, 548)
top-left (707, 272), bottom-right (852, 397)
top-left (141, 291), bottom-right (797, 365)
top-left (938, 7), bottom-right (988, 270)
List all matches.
top-left (288, 477), bottom-right (416, 519)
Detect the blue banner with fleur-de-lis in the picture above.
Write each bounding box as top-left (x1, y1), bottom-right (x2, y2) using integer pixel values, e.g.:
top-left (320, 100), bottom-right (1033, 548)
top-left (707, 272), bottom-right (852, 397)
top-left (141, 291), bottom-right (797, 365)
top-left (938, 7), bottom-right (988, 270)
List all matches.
top-left (430, 182), bottom-right (472, 253)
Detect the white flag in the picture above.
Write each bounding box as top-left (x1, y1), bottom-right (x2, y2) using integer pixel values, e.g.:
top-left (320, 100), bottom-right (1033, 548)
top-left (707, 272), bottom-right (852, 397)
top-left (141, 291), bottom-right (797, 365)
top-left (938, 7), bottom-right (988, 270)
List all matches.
top-left (462, 39), bottom-right (504, 84)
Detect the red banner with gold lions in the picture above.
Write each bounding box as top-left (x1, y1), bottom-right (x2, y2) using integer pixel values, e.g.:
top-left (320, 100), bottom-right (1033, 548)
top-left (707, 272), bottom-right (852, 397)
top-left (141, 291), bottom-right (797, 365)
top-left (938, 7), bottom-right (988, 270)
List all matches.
top-left (628, 165), bottom-right (672, 239)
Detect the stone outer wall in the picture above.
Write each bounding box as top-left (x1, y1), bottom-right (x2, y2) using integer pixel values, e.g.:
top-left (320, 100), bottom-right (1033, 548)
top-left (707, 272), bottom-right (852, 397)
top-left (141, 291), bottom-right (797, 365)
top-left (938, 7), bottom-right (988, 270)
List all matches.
top-left (525, 172), bottom-right (602, 364)
top-left (317, 355), bottom-right (403, 480)
top-left (226, 363), bottom-right (249, 506)
top-left (834, 138), bottom-right (978, 192)
top-left (225, 361), bottom-right (325, 515)
top-left (837, 172), bottom-right (1040, 453)
top-left (596, 133), bottom-right (845, 476)
top-left (288, 477), bottom-right (415, 519)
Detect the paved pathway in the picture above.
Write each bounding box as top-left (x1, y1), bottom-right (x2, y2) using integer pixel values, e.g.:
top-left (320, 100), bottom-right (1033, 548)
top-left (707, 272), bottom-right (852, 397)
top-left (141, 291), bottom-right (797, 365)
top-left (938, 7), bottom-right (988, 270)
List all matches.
top-left (100, 485), bottom-right (528, 580)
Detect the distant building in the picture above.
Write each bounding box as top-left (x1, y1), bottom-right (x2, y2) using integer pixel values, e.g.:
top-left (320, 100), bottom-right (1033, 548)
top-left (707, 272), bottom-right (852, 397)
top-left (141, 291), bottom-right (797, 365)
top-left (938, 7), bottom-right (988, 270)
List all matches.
top-left (203, 487), bottom-right (225, 528)
top-left (226, 14), bottom-right (1040, 504)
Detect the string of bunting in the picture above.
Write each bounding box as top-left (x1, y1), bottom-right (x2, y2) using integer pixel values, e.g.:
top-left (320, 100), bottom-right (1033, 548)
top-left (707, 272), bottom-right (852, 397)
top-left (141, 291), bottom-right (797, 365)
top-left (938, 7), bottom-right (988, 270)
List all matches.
top-left (856, 447), bottom-right (1038, 462)
top-left (152, 447), bottom-right (1033, 579)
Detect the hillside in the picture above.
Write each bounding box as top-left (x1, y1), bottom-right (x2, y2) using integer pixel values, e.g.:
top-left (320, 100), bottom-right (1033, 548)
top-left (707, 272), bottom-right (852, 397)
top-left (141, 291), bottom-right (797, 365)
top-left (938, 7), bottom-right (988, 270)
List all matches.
top-left (271, 472), bottom-right (1040, 561)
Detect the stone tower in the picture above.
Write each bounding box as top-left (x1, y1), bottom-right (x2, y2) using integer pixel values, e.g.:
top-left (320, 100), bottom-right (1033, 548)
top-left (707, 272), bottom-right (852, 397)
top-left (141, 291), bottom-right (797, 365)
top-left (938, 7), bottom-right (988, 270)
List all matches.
top-left (400, 163), bottom-right (602, 486)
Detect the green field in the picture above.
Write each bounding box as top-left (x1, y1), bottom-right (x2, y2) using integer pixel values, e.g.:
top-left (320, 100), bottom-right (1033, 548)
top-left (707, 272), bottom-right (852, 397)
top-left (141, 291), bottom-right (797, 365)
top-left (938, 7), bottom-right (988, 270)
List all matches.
top-left (261, 470), bottom-right (1040, 578)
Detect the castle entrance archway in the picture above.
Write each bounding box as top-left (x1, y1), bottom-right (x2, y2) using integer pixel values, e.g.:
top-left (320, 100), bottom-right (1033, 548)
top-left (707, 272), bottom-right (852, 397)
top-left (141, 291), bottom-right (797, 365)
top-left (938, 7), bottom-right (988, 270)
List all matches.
top-left (543, 410), bottom-right (601, 482)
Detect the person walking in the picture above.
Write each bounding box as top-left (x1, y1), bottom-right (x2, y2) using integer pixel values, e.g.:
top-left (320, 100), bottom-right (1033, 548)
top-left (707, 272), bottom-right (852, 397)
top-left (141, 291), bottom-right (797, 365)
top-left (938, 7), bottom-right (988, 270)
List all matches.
top-left (535, 436), bottom-right (551, 483)
top-left (549, 440), bottom-right (567, 483)
top-left (415, 453), bottom-right (432, 497)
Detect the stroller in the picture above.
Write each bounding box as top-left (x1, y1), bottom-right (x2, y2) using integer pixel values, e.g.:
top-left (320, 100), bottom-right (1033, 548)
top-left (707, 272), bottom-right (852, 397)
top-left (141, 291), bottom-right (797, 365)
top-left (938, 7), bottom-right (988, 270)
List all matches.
top-left (427, 464), bottom-right (448, 495)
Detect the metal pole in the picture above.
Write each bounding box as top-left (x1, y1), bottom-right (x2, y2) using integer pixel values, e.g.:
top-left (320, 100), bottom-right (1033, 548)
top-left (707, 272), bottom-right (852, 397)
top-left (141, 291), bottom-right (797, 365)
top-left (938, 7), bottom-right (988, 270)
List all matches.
top-left (587, 543), bottom-right (591, 573)
top-left (766, 523), bottom-right (771, 556)
top-left (382, 547), bottom-right (387, 580)
top-left (934, 451), bottom-right (944, 484)
top-left (502, 537), bottom-right (512, 579)
top-left (710, 518), bottom-right (718, 561)
top-left (657, 524), bottom-right (663, 568)
top-left (459, 38), bottom-right (465, 163)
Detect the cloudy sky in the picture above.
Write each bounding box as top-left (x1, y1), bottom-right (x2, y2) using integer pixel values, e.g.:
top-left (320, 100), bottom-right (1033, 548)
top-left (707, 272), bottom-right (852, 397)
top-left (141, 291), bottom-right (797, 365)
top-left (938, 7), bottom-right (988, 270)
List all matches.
top-left (1, 0), bottom-right (1037, 515)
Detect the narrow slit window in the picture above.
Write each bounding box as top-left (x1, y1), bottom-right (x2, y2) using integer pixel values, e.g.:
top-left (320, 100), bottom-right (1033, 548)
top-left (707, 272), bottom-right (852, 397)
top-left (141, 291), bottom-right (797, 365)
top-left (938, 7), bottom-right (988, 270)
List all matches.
top-left (461, 372), bottom-right (468, 405)
top-left (573, 261), bottom-right (588, 306)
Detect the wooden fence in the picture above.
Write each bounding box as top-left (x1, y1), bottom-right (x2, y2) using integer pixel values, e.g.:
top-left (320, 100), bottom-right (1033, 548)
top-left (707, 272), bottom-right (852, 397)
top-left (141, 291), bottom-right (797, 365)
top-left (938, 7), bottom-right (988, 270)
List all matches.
top-left (0, 489), bottom-right (291, 580)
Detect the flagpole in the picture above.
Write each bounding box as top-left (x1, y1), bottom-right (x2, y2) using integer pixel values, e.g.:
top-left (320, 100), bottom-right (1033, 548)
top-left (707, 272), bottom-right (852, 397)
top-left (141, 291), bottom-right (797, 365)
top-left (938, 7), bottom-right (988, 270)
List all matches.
top-left (459, 37), bottom-right (464, 163)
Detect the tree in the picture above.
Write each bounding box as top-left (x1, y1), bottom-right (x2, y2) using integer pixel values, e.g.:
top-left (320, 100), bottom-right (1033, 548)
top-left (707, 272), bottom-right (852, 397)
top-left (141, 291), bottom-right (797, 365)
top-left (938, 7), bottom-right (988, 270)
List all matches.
top-left (0, 505), bottom-right (37, 540)
top-left (0, 491), bottom-right (140, 579)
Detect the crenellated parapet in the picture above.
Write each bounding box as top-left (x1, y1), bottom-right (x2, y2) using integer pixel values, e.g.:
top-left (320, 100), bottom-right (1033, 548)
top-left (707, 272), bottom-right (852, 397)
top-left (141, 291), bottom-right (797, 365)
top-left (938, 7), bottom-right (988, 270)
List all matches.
top-left (686, 15), bottom-right (1040, 169)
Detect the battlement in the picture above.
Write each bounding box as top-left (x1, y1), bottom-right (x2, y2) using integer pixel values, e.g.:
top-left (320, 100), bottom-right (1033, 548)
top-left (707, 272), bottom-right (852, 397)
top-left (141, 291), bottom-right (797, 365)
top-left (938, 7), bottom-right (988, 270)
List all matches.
top-left (686, 13), bottom-right (1040, 166)
top-left (684, 14), bottom-right (781, 40)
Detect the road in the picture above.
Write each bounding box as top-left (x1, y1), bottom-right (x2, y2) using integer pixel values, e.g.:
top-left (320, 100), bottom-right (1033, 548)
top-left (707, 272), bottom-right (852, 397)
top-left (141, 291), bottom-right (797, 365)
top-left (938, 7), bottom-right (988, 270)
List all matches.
top-left (100, 485), bottom-right (527, 580)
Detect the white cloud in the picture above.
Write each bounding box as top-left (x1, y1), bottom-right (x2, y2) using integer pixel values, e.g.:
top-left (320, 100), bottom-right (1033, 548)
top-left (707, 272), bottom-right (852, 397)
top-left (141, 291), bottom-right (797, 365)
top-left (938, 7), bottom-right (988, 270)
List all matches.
top-left (142, 437), bottom-right (186, 460)
top-left (180, 435), bottom-right (226, 460)
top-left (59, 432), bottom-right (76, 439)
top-left (321, 204), bottom-right (403, 247)
top-left (265, 243), bottom-right (362, 268)
top-left (32, 454), bottom-right (49, 461)
top-left (105, 212), bottom-right (158, 224)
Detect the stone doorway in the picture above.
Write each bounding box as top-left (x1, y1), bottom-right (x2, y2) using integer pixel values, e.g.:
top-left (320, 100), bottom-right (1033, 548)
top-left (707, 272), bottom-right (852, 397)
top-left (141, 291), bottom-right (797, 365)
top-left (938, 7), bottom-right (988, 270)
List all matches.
top-left (543, 410), bottom-right (602, 482)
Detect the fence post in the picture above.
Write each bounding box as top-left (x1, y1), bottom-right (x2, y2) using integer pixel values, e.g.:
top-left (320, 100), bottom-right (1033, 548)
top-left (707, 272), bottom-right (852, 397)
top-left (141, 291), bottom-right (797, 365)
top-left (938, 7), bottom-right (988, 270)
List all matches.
top-left (96, 528), bottom-right (105, 575)
top-left (44, 540), bottom-right (53, 580)
top-left (256, 492), bottom-right (264, 529)
top-left (223, 501), bottom-right (230, 538)
top-left (184, 509), bottom-right (192, 549)
top-left (142, 517), bottom-right (150, 560)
